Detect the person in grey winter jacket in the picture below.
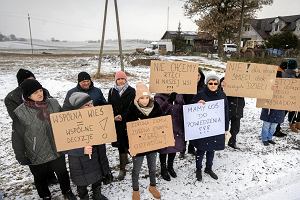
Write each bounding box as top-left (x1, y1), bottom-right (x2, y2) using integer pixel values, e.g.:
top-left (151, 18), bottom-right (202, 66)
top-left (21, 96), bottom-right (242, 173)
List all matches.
top-left (220, 77), bottom-right (245, 149)
top-left (4, 68), bottom-right (57, 185)
top-left (191, 72), bottom-right (229, 181)
top-left (63, 71), bottom-right (113, 185)
top-left (67, 92), bottom-right (108, 200)
top-left (154, 92), bottom-right (185, 181)
top-left (108, 71), bottom-right (135, 181)
top-left (14, 79), bottom-right (76, 200)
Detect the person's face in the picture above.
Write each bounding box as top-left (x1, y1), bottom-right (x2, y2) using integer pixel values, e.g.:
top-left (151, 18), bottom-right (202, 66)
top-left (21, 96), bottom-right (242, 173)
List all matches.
top-left (79, 80), bottom-right (91, 90)
top-left (81, 101), bottom-right (94, 109)
top-left (138, 95), bottom-right (150, 107)
top-left (29, 89), bottom-right (44, 102)
top-left (197, 72), bottom-right (201, 82)
top-left (207, 80), bottom-right (219, 92)
top-left (221, 80), bottom-right (225, 88)
top-left (116, 78), bottom-right (126, 86)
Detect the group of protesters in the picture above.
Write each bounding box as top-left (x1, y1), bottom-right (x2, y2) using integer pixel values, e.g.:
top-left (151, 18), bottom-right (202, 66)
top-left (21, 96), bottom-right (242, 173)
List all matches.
top-left (4, 59), bottom-right (299, 200)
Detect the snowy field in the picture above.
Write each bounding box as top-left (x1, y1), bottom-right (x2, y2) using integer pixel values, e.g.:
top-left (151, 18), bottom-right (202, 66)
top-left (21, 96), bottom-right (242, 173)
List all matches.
top-left (1, 55), bottom-right (300, 200)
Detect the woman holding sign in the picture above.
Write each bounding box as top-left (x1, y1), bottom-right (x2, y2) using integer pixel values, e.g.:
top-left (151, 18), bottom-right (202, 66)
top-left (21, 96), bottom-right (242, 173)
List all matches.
top-left (154, 92), bottom-right (185, 181)
top-left (14, 79), bottom-right (76, 200)
top-left (127, 82), bottom-right (162, 200)
top-left (191, 72), bottom-right (229, 181)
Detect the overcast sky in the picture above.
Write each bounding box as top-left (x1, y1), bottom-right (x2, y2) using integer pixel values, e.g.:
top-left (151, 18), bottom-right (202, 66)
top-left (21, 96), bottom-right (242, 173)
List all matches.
top-left (0, 0), bottom-right (300, 41)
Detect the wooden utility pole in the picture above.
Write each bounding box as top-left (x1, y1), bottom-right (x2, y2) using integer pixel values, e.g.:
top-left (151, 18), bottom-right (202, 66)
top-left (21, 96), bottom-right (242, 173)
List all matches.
top-left (114, 0), bottom-right (124, 71)
top-left (95, 0), bottom-right (109, 79)
top-left (237, 0), bottom-right (245, 56)
top-left (28, 13), bottom-right (34, 55)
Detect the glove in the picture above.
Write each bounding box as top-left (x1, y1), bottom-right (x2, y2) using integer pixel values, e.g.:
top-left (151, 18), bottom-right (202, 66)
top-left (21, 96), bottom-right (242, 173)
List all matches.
top-left (17, 156), bottom-right (31, 165)
top-left (168, 92), bottom-right (177, 103)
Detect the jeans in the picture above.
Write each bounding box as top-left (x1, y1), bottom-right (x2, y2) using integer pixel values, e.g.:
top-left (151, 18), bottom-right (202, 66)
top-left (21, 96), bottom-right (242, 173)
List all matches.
top-left (132, 152), bottom-right (157, 191)
top-left (29, 156), bottom-right (71, 198)
top-left (196, 150), bottom-right (215, 170)
top-left (261, 121), bottom-right (278, 142)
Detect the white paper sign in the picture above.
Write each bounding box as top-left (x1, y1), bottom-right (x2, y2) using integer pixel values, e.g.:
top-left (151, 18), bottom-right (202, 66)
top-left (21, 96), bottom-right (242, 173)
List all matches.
top-left (183, 99), bottom-right (225, 141)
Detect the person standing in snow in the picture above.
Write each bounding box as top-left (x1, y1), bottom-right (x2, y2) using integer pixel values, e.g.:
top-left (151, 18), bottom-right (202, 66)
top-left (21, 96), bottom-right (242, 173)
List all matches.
top-left (63, 71), bottom-right (113, 185)
top-left (180, 68), bottom-right (206, 158)
top-left (4, 69), bottom-right (58, 185)
top-left (13, 79), bottom-right (76, 200)
top-left (154, 92), bottom-right (185, 181)
top-left (67, 92), bottom-right (108, 200)
top-left (127, 82), bottom-right (162, 200)
top-left (219, 77), bottom-right (245, 149)
top-left (108, 71), bottom-right (135, 181)
top-left (191, 72), bottom-right (229, 181)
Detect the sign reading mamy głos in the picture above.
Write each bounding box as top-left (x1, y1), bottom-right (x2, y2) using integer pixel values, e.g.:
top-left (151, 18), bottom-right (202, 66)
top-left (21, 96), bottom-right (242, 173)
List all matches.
top-left (50, 105), bottom-right (117, 151)
top-left (224, 61), bottom-right (277, 99)
top-left (183, 99), bottom-right (225, 141)
top-left (149, 60), bottom-right (198, 94)
top-left (256, 78), bottom-right (300, 111)
top-left (126, 115), bottom-right (175, 156)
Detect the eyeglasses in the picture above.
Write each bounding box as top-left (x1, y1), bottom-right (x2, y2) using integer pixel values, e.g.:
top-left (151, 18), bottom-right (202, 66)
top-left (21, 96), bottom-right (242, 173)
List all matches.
top-left (208, 82), bottom-right (218, 86)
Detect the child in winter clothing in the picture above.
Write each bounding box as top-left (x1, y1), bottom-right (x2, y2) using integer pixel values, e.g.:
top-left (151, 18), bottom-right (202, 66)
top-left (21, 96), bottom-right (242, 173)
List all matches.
top-left (108, 71), bottom-right (135, 181)
top-left (260, 108), bottom-right (285, 146)
top-left (67, 92), bottom-right (109, 200)
top-left (191, 72), bottom-right (229, 181)
top-left (154, 92), bottom-right (185, 181)
top-left (14, 79), bottom-right (76, 200)
top-left (127, 82), bottom-right (162, 200)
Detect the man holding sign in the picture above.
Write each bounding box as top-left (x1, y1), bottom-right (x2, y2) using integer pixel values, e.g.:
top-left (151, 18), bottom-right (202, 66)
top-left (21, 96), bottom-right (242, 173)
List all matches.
top-left (189, 72), bottom-right (229, 182)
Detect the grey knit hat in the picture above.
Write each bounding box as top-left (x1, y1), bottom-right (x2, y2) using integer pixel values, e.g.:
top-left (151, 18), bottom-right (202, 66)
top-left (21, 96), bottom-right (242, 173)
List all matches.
top-left (69, 92), bottom-right (92, 109)
top-left (205, 71), bottom-right (220, 84)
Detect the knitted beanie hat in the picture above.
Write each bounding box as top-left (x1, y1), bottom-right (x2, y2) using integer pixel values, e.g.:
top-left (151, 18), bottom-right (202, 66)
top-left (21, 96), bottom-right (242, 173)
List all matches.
top-left (115, 71), bottom-right (127, 81)
top-left (134, 82), bottom-right (150, 102)
top-left (20, 79), bottom-right (43, 99)
top-left (78, 72), bottom-right (91, 82)
top-left (17, 68), bottom-right (35, 85)
top-left (69, 92), bottom-right (92, 109)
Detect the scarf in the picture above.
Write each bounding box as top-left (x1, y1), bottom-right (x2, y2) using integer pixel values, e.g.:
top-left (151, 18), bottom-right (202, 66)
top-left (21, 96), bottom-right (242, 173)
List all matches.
top-left (134, 98), bottom-right (154, 116)
top-left (24, 100), bottom-right (50, 121)
top-left (114, 82), bottom-right (129, 96)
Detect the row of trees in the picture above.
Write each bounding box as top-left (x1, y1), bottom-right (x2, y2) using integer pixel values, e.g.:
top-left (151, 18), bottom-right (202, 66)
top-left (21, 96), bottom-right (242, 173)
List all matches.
top-left (0, 33), bottom-right (26, 42)
top-left (183, 0), bottom-right (274, 57)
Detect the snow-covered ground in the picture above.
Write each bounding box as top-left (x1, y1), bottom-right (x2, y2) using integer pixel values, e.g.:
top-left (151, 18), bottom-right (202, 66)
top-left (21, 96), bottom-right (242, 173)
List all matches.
top-left (1, 55), bottom-right (300, 200)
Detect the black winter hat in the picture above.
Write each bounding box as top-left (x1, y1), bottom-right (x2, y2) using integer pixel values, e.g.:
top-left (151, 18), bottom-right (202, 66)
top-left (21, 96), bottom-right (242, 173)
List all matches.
top-left (287, 59), bottom-right (298, 70)
top-left (78, 72), bottom-right (91, 82)
top-left (20, 79), bottom-right (43, 99)
top-left (69, 92), bottom-right (92, 109)
top-left (17, 68), bottom-right (35, 85)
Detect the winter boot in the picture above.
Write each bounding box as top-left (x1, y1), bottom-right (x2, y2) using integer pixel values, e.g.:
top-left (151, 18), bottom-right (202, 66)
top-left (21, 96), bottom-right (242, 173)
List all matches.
top-left (148, 185), bottom-right (161, 199)
top-left (167, 160), bottom-right (177, 178)
top-left (92, 184), bottom-right (108, 200)
top-left (296, 122), bottom-right (300, 130)
top-left (204, 168), bottom-right (218, 180)
top-left (132, 190), bottom-right (140, 200)
top-left (117, 153), bottom-right (127, 180)
top-left (178, 152), bottom-right (185, 159)
top-left (160, 163), bottom-right (171, 181)
top-left (273, 130), bottom-right (287, 137)
top-left (63, 190), bottom-right (77, 200)
top-left (196, 169), bottom-right (202, 181)
top-left (290, 123), bottom-right (299, 133)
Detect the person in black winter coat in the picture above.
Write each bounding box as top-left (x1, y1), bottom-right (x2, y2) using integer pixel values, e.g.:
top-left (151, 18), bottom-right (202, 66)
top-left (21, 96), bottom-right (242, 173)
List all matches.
top-left (108, 71), bottom-right (135, 181)
top-left (220, 77), bottom-right (245, 149)
top-left (4, 69), bottom-right (58, 185)
top-left (180, 68), bottom-right (206, 158)
top-left (67, 92), bottom-right (108, 200)
top-left (63, 71), bottom-right (113, 185)
top-left (14, 79), bottom-right (76, 200)
top-left (126, 82), bottom-right (162, 200)
top-left (191, 72), bottom-right (229, 181)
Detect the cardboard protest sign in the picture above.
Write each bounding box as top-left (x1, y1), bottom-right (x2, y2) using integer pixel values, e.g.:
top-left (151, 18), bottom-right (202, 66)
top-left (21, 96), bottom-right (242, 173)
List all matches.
top-left (149, 60), bottom-right (198, 94)
top-left (126, 115), bottom-right (175, 156)
top-left (183, 99), bottom-right (225, 141)
top-left (224, 61), bottom-right (277, 99)
top-left (256, 78), bottom-right (300, 111)
top-left (50, 105), bottom-right (117, 152)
